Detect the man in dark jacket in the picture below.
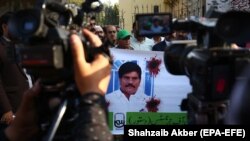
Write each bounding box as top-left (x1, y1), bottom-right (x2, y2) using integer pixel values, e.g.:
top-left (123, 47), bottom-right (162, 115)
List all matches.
top-left (152, 34), bottom-right (173, 51)
top-left (0, 12), bottom-right (29, 129)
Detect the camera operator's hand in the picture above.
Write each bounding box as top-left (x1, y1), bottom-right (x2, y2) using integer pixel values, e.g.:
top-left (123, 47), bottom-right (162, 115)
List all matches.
top-left (4, 81), bottom-right (41, 141)
top-left (3, 29), bottom-right (112, 141)
top-left (68, 29), bottom-right (113, 141)
top-left (1, 111), bottom-right (14, 125)
top-left (70, 29), bottom-right (112, 96)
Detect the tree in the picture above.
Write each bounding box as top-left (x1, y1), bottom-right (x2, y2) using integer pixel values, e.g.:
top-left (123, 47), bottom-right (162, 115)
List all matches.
top-left (0, 0), bottom-right (36, 11)
top-left (102, 4), bottom-right (119, 25)
top-left (164, 0), bottom-right (179, 13)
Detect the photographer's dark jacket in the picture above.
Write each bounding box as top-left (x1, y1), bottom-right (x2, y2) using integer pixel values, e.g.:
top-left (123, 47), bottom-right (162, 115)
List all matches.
top-left (0, 36), bottom-right (29, 115)
top-left (152, 40), bottom-right (171, 51)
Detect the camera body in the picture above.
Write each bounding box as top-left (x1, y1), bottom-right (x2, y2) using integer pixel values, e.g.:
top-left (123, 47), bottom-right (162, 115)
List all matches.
top-left (8, 1), bottom-right (102, 85)
top-left (9, 9), bottom-right (72, 84)
top-left (164, 10), bottom-right (250, 124)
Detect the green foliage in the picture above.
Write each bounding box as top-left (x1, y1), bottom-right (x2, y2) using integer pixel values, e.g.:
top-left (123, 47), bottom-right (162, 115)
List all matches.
top-left (0, 0), bottom-right (36, 11)
top-left (165, 0), bottom-right (179, 8)
top-left (102, 4), bottom-right (119, 25)
top-left (66, 0), bottom-right (119, 26)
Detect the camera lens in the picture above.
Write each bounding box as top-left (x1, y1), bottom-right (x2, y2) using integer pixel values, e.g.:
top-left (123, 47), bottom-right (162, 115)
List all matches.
top-left (20, 17), bottom-right (39, 35)
top-left (8, 9), bottom-right (43, 39)
top-left (164, 43), bottom-right (195, 75)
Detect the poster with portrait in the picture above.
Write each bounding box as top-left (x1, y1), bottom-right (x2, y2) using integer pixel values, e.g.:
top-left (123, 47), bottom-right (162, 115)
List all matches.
top-left (105, 49), bottom-right (192, 135)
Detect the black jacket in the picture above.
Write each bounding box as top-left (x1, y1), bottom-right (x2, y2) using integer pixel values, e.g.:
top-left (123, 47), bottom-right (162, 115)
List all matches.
top-left (152, 40), bottom-right (170, 51)
top-left (0, 36), bottom-right (29, 115)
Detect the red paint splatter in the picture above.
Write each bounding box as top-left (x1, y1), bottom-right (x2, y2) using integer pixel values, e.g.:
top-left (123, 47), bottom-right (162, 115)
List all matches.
top-left (147, 56), bottom-right (162, 77)
top-left (146, 97), bottom-right (161, 112)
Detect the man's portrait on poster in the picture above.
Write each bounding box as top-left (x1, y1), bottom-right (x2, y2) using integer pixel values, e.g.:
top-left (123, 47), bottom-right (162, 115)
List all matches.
top-left (105, 61), bottom-right (150, 113)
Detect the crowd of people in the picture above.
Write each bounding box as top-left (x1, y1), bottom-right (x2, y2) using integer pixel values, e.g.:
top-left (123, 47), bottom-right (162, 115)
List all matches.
top-left (1, 7), bottom-right (249, 141)
top-left (84, 16), bottom-right (193, 52)
top-left (0, 10), bottom-right (194, 140)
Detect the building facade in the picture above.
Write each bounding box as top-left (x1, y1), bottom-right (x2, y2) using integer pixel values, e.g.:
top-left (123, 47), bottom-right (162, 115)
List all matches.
top-left (119, 0), bottom-right (206, 31)
top-left (172, 0), bottom-right (205, 19)
top-left (119, 0), bottom-right (170, 31)
top-left (118, 0), bottom-right (250, 31)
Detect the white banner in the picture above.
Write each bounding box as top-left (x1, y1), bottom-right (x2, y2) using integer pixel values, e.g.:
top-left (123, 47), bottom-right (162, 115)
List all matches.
top-left (105, 49), bottom-right (192, 134)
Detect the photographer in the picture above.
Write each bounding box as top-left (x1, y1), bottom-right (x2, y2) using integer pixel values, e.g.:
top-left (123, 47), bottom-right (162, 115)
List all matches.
top-left (0, 11), bottom-right (30, 130)
top-left (0, 29), bottom-right (114, 141)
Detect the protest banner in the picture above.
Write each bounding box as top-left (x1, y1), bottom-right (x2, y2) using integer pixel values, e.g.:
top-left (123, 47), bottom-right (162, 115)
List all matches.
top-left (106, 49), bottom-right (192, 134)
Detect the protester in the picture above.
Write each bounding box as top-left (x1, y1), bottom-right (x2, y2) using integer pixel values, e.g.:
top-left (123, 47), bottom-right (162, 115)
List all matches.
top-left (152, 35), bottom-right (164, 45)
top-left (152, 34), bottom-right (173, 51)
top-left (94, 25), bottom-right (105, 41)
top-left (87, 16), bottom-right (96, 31)
top-left (115, 29), bottom-right (133, 50)
top-left (130, 22), bottom-right (154, 51)
top-left (104, 25), bottom-right (117, 48)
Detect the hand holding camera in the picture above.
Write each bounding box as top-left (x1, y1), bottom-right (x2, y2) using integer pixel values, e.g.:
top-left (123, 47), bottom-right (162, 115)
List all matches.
top-left (4, 28), bottom-right (112, 141)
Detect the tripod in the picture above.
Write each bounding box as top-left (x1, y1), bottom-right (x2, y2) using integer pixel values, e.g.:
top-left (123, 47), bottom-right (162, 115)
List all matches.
top-left (38, 84), bottom-right (80, 141)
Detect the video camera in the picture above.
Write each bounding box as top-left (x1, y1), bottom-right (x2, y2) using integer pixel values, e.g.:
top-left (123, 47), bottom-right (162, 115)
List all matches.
top-left (8, 0), bottom-right (104, 141)
top-left (8, 0), bottom-right (104, 84)
top-left (164, 10), bottom-right (250, 124)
